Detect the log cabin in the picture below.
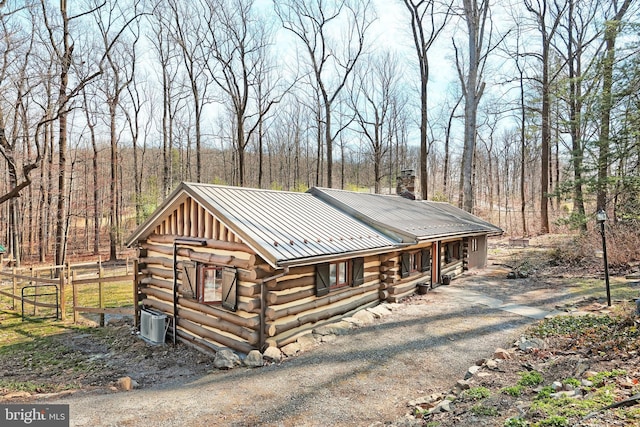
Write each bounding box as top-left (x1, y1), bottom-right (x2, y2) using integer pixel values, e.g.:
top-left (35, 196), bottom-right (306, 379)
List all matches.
top-left (125, 179), bottom-right (502, 354)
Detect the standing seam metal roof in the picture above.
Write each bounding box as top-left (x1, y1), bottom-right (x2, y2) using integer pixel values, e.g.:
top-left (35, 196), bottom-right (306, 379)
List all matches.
top-left (185, 183), bottom-right (398, 265)
top-left (308, 187), bottom-right (502, 240)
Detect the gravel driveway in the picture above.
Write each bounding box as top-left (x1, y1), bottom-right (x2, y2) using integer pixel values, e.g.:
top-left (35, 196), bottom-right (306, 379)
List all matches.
top-left (43, 263), bottom-right (576, 426)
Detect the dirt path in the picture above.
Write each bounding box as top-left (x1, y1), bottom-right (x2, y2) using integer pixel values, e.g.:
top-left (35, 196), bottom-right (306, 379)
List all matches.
top-left (39, 263), bottom-right (580, 426)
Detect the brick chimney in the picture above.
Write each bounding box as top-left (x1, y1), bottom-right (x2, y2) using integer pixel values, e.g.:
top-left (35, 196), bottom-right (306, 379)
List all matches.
top-left (396, 169), bottom-right (416, 200)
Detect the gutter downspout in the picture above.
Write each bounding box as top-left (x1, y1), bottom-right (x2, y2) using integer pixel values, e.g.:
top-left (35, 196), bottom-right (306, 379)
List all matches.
top-left (259, 266), bottom-right (290, 351)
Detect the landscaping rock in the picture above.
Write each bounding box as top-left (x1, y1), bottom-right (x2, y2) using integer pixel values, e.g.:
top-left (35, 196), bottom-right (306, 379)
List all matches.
top-left (464, 365), bottom-right (481, 379)
top-left (3, 391), bottom-right (31, 399)
top-left (319, 334), bottom-right (337, 343)
top-left (485, 359), bottom-right (499, 370)
top-left (296, 334), bottom-right (317, 351)
top-left (431, 399), bottom-right (453, 413)
top-left (367, 305), bottom-right (393, 318)
top-left (352, 309), bottom-right (376, 325)
top-left (243, 350), bottom-right (263, 368)
top-left (213, 349), bottom-right (241, 369)
top-left (116, 376), bottom-right (135, 391)
top-left (494, 348), bottom-right (512, 360)
top-left (313, 321), bottom-right (353, 336)
top-left (518, 337), bottom-right (546, 352)
top-left (281, 342), bottom-right (301, 357)
top-left (263, 346), bottom-right (282, 362)
top-left (456, 379), bottom-right (471, 390)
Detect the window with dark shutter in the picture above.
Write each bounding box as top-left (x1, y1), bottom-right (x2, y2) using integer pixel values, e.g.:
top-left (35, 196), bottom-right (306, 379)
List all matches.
top-left (181, 261), bottom-right (197, 299)
top-left (420, 248), bottom-right (431, 272)
top-left (221, 267), bottom-right (237, 311)
top-left (351, 257), bottom-right (364, 286)
top-left (400, 253), bottom-right (410, 278)
top-left (315, 263), bottom-right (330, 296)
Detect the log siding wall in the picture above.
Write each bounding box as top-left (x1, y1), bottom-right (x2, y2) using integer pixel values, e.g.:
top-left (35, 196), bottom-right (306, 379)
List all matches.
top-left (133, 196), bottom-right (489, 354)
top-left (264, 256), bottom-right (382, 348)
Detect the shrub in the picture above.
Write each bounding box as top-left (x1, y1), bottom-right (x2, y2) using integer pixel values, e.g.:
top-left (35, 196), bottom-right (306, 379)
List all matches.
top-left (471, 404), bottom-right (499, 416)
top-left (502, 385), bottom-right (525, 397)
top-left (504, 417), bottom-right (529, 427)
top-left (519, 371), bottom-right (544, 387)
top-left (535, 415), bottom-right (568, 426)
top-left (463, 386), bottom-right (491, 400)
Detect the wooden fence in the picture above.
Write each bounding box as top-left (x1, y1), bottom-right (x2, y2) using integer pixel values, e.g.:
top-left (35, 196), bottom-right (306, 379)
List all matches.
top-left (0, 259), bottom-right (138, 325)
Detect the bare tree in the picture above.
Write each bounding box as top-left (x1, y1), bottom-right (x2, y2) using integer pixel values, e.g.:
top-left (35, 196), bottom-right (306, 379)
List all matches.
top-left (95, 0), bottom-right (141, 261)
top-left (523, 0), bottom-right (566, 234)
top-left (203, 0), bottom-right (284, 187)
top-left (350, 51), bottom-right (402, 193)
top-left (275, 0), bottom-right (374, 188)
top-left (0, 4), bottom-right (53, 265)
top-left (41, 0), bottom-right (143, 267)
top-left (454, 0), bottom-right (497, 213)
top-left (166, 0), bottom-right (210, 183)
top-left (402, 0), bottom-right (452, 199)
top-left (149, 2), bottom-right (183, 196)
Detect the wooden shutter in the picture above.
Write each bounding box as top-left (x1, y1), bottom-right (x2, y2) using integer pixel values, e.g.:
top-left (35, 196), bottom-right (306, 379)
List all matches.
top-left (351, 257), bottom-right (364, 286)
top-left (420, 248), bottom-right (431, 272)
top-left (221, 267), bottom-right (237, 311)
top-left (400, 253), bottom-right (410, 278)
top-left (181, 261), bottom-right (197, 298)
top-left (315, 263), bottom-right (330, 296)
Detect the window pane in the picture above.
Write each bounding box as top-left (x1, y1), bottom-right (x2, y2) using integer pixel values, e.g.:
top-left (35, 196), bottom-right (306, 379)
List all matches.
top-left (338, 262), bottom-right (347, 284)
top-left (203, 268), bottom-right (222, 302)
top-left (330, 263), bottom-right (337, 287)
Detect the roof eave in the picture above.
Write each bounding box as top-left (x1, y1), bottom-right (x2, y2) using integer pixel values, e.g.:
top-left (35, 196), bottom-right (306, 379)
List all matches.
top-left (276, 245), bottom-right (402, 268)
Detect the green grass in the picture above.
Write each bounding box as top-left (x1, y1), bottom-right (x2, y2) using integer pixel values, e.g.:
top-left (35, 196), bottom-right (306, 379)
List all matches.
top-left (0, 270), bottom-right (134, 322)
top-left (0, 309), bottom-right (96, 393)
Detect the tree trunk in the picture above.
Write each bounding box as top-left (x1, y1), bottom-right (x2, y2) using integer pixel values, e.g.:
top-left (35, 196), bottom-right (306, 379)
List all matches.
top-left (597, 0), bottom-right (631, 210)
top-left (55, 0), bottom-right (71, 267)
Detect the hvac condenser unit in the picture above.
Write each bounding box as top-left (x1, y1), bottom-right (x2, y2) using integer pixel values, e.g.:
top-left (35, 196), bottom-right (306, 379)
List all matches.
top-left (140, 309), bottom-right (167, 344)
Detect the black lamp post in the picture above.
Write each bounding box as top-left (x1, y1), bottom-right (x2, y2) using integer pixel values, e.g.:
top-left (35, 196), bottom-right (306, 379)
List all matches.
top-left (596, 209), bottom-right (611, 307)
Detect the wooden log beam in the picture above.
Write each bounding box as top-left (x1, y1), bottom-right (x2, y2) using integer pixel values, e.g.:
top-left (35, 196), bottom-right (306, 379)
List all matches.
top-left (176, 318), bottom-right (255, 354)
top-left (143, 243), bottom-right (253, 269)
top-left (267, 286), bottom-right (315, 305)
top-left (175, 329), bottom-right (220, 355)
top-left (142, 298), bottom-right (256, 353)
top-left (268, 291), bottom-right (379, 337)
top-left (265, 282), bottom-right (379, 321)
top-left (387, 287), bottom-right (415, 303)
top-left (139, 256), bottom-right (173, 268)
top-left (141, 276), bottom-right (172, 290)
top-left (177, 306), bottom-right (258, 345)
top-left (265, 300), bottom-right (380, 348)
top-left (268, 274), bottom-right (314, 291)
top-left (148, 233), bottom-right (254, 254)
top-left (179, 297), bottom-right (259, 329)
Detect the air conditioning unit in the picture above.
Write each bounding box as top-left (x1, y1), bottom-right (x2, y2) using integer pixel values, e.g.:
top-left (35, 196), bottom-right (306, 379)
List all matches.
top-left (140, 309), bottom-right (167, 344)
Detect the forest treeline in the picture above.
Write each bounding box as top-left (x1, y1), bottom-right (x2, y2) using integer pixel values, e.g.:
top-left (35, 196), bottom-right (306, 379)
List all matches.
top-left (0, 0), bottom-right (638, 266)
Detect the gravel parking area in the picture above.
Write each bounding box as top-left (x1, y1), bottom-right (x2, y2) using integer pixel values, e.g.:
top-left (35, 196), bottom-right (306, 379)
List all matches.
top-left (40, 262), bottom-right (576, 426)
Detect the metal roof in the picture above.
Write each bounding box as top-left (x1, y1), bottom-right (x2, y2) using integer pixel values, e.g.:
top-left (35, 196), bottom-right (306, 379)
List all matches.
top-left (308, 188), bottom-right (503, 242)
top-left (127, 183), bottom-right (398, 267)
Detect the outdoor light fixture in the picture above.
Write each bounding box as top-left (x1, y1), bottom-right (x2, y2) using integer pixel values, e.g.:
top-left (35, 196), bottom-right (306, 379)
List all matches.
top-left (596, 209), bottom-right (611, 307)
